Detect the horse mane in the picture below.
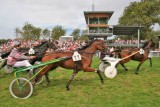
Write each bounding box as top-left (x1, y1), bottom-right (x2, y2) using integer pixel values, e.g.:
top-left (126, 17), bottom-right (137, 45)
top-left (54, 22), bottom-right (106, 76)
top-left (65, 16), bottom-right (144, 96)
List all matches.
top-left (142, 39), bottom-right (155, 49)
top-left (33, 41), bottom-right (47, 49)
top-left (78, 40), bottom-right (99, 50)
top-left (142, 41), bottom-right (149, 48)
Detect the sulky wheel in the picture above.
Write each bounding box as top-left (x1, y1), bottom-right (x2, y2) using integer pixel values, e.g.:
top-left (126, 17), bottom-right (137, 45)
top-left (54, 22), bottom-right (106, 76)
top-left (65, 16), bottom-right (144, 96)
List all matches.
top-left (104, 66), bottom-right (117, 79)
top-left (9, 78), bottom-right (33, 99)
top-left (27, 69), bottom-right (44, 85)
top-left (98, 62), bottom-right (109, 72)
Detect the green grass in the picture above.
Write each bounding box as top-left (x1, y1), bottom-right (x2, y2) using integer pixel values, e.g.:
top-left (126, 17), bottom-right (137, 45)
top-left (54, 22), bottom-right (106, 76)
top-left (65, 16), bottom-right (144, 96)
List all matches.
top-left (0, 57), bottom-right (160, 107)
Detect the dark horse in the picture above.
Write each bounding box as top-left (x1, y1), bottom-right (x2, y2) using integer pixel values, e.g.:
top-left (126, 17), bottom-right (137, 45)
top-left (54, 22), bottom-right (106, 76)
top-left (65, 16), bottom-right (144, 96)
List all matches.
top-left (0, 40), bottom-right (56, 69)
top-left (118, 39), bottom-right (155, 74)
top-left (35, 40), bottom-right (107, 90)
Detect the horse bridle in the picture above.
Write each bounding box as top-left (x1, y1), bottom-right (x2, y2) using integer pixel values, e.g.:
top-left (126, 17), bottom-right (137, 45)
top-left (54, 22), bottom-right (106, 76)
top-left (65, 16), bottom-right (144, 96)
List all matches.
top-left (97, 42), bottom-right (106, 51)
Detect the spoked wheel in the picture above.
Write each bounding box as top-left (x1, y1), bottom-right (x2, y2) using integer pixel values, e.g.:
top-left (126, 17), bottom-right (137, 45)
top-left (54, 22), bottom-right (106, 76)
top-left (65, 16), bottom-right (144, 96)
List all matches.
top-left (104, 66), bottom-right (117, 79)
top-left (27, 69), bottom-right (44, 85)
top-left (98, 62), bottom-right (109, 72)
top-left (9, 78), bottom-right (33, 99)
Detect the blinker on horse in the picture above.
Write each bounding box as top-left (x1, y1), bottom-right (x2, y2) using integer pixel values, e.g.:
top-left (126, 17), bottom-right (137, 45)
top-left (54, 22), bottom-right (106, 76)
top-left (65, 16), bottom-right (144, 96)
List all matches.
top-left (118, 39), bottom-right (155, 74)
top-left (35, 40), bottom-right (107, 90)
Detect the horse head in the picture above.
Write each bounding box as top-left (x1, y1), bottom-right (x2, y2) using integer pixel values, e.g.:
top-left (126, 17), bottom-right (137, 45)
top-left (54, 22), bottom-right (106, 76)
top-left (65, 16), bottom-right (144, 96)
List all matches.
top-left (93, 40), bottom-right (107, 51)
top-left (143, 39), bottom-right (155, 49)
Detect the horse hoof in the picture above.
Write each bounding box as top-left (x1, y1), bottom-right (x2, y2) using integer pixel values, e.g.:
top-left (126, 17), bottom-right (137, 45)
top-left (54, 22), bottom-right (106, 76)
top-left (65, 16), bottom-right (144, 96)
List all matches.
top-left (66, 88), bottom-right (70, 91)
top-left (135, 72), bottom-right (138, 75)
top-left (125, 69), bottom-right (128, 71)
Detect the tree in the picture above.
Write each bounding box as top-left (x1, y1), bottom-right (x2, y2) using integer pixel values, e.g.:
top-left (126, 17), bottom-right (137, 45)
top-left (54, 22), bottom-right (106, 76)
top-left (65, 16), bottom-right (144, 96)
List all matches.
top-left (51, 25), bottom-right (66, 40)
top-left (79, 29), bottom-right (88, 41)
top-left (15, 27), bottom-right (22, 39)
top-left (42, 28), bottom-right (51, 39)
top-left (71, 28), bottom-right (81, 40)
top-left (16, 22), bottom-right (42, 40)
top-left (118, 0), bottom-right (160, 39)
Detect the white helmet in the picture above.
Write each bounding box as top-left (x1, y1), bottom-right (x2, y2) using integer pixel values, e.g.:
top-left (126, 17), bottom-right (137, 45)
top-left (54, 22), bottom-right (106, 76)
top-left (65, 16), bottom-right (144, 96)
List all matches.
top-left (13, 41), bottom-right (21, 46)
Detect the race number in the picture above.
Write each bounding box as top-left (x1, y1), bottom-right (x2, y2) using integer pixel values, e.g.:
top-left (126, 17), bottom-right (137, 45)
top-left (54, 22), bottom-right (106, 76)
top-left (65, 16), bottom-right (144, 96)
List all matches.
top-left (139, 48), bottom-right (145, 54)
top-left (28, 48), bottom-right (35, 55)
top-left (72, 51), bottom-right (81, 61)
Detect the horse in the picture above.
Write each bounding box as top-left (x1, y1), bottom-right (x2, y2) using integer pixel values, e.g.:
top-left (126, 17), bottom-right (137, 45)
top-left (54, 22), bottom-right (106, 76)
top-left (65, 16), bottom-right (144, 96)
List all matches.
top-left (35, 40), bottom-right (107, 90)
top-left (0, 40), bottom-right (56, 70)
top-left (117, 39), bottom-right (155, 74)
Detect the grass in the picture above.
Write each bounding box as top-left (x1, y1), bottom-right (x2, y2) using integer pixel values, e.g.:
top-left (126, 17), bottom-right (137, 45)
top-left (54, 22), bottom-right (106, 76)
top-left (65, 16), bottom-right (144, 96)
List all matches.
top-left (0, 57), bottom-right (160, 107)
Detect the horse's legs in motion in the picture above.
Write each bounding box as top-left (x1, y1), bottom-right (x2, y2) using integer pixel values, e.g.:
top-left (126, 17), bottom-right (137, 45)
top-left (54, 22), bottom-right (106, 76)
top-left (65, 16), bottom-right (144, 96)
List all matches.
top-left (83, 66), bottom-right (104, 84)
top-left (66, 70), bottom-right (78, 91)
top-left (120, 63), bottom-right (128, 72)
top-left (135, 61), bottom-right (145, 74)
top-left (149, 58), bottom-right (152, 67)
top-left (45, 73), bottom-right (50, 85)
top-left (96, 69), bottom-right (104, 84)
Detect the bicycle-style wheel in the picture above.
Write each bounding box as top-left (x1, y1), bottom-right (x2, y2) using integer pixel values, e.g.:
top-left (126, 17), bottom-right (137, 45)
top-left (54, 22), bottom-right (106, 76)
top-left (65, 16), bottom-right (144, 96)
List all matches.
top-left (104, 66), bottom-right (117, 79)
top-left (9, 78), bottom-right (33, 99)
top-left (98, 62), bottom-right (109, 72)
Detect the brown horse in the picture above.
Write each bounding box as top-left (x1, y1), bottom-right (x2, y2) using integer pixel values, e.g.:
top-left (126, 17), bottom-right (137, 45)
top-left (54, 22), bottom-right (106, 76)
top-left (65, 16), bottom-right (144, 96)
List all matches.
top-left (118, 39), bottom-right (155, 74)
top-left (35, 40), bottom-right (107, 90)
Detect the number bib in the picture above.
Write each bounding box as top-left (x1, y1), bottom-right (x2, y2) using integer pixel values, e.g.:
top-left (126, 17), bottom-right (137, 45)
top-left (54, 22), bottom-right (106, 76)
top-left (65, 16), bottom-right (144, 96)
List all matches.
top-left (72, 51), bottom-right (81, 61)
top-left (139, 48), bottom-right (145, 54)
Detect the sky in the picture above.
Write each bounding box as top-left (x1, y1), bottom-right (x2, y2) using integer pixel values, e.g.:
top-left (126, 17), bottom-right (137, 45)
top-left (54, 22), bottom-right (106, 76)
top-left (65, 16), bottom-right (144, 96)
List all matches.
top-left (0, 0), bottom-right (142, 39)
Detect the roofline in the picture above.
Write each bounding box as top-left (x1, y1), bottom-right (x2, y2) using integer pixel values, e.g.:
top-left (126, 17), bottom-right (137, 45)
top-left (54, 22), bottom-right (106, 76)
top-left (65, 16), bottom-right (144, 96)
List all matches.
top-left (84, 11), bottom-right (114, 15)
top-left (111, 25), bottom-right (144, 28)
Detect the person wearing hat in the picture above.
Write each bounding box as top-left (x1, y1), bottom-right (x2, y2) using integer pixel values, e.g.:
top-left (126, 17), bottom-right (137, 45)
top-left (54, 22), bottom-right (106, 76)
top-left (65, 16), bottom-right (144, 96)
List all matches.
top-left (7, 41), bottom-right (36, 67)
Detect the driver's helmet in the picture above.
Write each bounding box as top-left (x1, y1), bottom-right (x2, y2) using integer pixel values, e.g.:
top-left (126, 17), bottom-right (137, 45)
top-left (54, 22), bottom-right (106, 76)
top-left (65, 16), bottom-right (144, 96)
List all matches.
top-left (13, 41), bottom-right (21, 47)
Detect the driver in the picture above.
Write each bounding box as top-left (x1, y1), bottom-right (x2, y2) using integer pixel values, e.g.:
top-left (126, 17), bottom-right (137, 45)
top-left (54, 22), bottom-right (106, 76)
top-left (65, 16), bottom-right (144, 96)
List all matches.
top-left (7, 41), bottom-right (36, 67)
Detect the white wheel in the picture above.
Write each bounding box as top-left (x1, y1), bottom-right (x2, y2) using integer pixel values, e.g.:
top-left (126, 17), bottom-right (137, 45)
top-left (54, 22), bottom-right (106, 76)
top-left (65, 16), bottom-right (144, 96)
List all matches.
top-left (98, 62), bottom-right (109, 72)
top-left (9, 78), bottom-right (33, 99)
top-left (28, 70), bottom-right (44, 85)
top-left (104, 66), bottom-right (117, 79)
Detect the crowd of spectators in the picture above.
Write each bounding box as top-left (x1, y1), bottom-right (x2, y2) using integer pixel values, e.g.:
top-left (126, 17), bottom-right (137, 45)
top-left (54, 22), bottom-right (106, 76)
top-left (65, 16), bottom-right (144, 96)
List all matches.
top-left (53, 40), bottom-right (87, 52)
top-left (107, 39), bottom-right (146, 44)
top-left (0, 39), bottom-right (88, 54)
top-left (0, 39), bottom-right (41, 53)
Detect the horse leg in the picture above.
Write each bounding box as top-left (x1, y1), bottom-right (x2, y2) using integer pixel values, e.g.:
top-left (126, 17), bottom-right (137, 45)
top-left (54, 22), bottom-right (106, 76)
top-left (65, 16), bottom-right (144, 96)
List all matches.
top-left (120, 63), bottom-right (128, 71)
top-left (44, 73), bottom-right (50, 85)
top-left (35, 65), bottom-right (54, 85)
top-left (83, 66), bottom-right (104, 84)
top-left (149, 58), bottom-right (152, 67)
top-left (135, 61), bottom-right (145, 74)
top-left (96, 69), bottom-right (104, 84)
top-left (66, 71), bottom-right (78, 91)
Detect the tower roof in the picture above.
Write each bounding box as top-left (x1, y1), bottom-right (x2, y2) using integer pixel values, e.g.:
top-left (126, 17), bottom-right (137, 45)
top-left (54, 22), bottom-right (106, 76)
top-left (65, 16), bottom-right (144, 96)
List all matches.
top-left (84, 11), bottom-right (114, 23)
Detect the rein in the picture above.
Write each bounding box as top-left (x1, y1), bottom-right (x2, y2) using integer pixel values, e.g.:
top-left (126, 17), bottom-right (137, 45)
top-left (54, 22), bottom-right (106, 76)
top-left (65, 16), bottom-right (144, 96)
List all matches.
top-left (44, 50), bottom-right (97, 57)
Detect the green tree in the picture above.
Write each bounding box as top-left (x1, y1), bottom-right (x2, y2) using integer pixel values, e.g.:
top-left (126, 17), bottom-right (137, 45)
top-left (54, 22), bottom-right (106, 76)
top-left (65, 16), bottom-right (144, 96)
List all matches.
top-left (20, 22), bottom-right (42, 40)
top-left (118, 0), bottom-right (160, 39)
top-left (51, 25), bottom-right (66, 40)
top-left (79, 29), bottom-right (88, 41)
top-left (42, 28), bottom-right (51, 39)
top-left (71, 28), bottom-right (81, 40)
top-left (15, 27), bottom-right (22, 39)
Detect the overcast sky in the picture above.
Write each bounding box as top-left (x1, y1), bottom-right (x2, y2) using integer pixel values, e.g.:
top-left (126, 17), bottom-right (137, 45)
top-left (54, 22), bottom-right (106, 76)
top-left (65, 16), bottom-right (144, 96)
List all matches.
top-left (0, 0), bottom-right (141, 39)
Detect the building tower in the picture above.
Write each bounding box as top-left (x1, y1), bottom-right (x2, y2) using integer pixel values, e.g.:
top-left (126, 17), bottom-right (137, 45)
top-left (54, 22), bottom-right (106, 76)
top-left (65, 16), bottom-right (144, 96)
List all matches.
top-left (84, 11), bottom-right (114, 40)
